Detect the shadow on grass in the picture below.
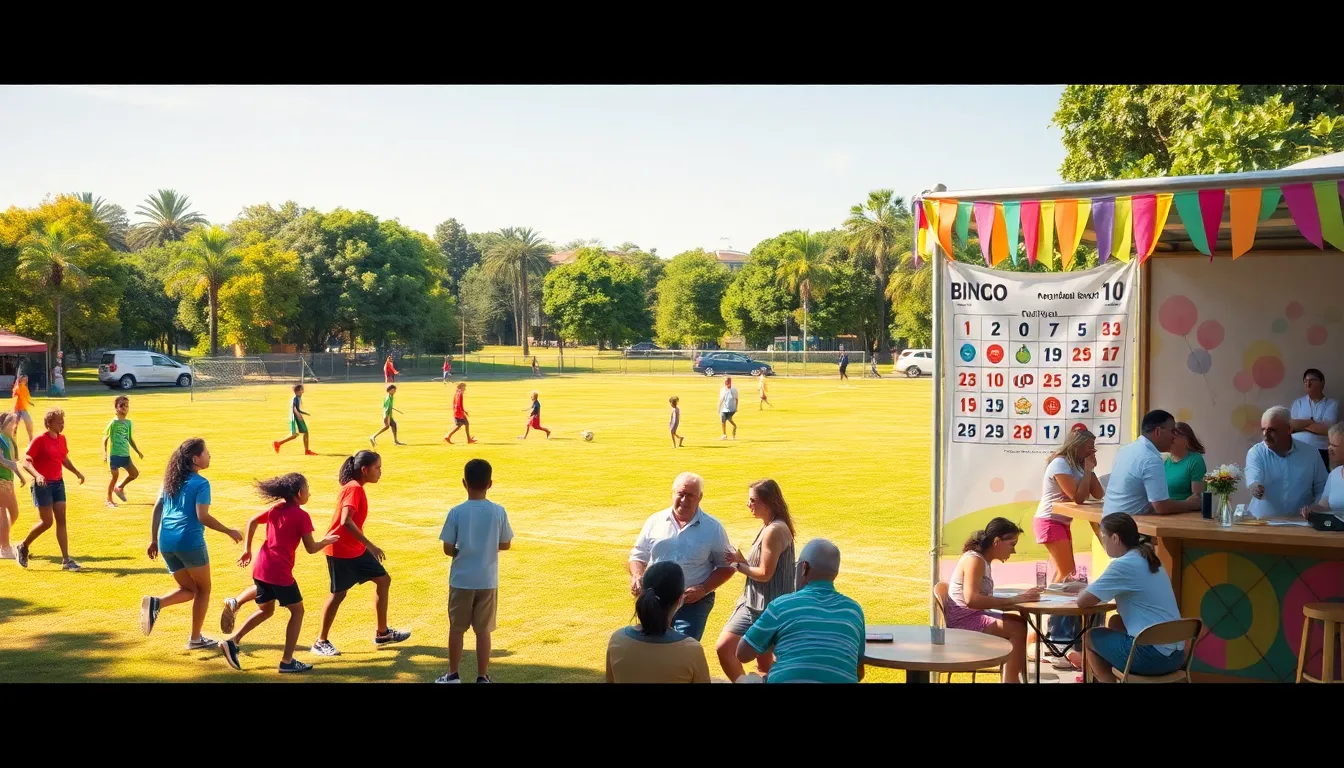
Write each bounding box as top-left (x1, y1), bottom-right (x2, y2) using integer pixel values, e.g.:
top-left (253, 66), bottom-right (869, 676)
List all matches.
top-left (0, 599), bottom-right (118, 681)
top-left (0, 597), bottom-right (56, 627)
top-left (38, 554), bottom-right (136, 565)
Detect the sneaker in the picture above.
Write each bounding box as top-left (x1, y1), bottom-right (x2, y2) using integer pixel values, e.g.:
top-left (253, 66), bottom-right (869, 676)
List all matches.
top-left (374, 628), bottom-right (410, 646)
top-left (476, 675), bottom-right (493, 683)
top-left (272, 441), bottom-right (281, 454)
top-left (0, 546), bottom-right (14, 560)
top-left (115, 487), bottom-right (128, 503)
top-left (221, 639), bottom-right (242, 670)
top-left (720, 435), bottom-right (728, 441)
top-left (467, 438), bottom-right (479, 444)
top-left (15, 543), bottom-right (29, 568)
top-left (305, 450), bottom-right (318, 456)
top-left (278, 659), bottom-right (312, 674)
top-left (311, 639), bottom-right (341, 657)
top-left (1051, 654), bottom-right (1078, 671)
top-left (105, 500), bottom-right (118, 509)
top-left (140, 596), bottom-right (161, 636)
top-left (187, 636), bottom-right (220, 651)
top-left (435, 672), bottom-right (461, 684)
top-left (62, 560), bottom-right (82, 572)
top-left (220, 597), bottom-right (238, 634)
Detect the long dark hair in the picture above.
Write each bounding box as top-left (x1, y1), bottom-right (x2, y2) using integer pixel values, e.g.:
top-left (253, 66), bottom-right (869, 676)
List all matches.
top-left (164, 438), bottom-right (206, 497)
top-left (635, 561), bottom-right (685, 636)
top-left (749, 479), bottom-right (795, 537)
top-left (1100, 513), bottom-right (1160, 573)
top-left (256, 473), bottom-right (307, 504)
top-left (963, 517), bottom-right (1023, 554)
top-left (339, 450), bottom-right (380, 485)
top-left (1172, 422), bottom-right (1205, 454)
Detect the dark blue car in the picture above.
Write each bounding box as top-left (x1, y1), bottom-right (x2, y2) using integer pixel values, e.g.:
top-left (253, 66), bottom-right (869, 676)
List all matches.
top-left (693, 352), bottom-right (774, 377)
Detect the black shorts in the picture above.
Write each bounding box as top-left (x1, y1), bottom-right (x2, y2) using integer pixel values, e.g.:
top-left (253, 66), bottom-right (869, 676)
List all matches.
top-left (255, 578), bottom-right (303, 607)
top-left (454, 416), bottom-right (469, 427)
top-left (327, 550), bottom-right (388, 594)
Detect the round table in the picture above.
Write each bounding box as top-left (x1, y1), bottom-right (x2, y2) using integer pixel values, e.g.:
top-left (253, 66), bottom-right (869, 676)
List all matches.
top-left (1001, 591), bottom-right (1115, 684)
top-left (863, 625), bottom-right (1013, 683)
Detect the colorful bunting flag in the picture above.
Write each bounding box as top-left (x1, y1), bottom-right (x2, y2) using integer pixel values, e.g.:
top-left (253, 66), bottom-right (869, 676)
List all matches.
top-left (1020, 200), bottom-right (1041, 266)
top-left (990, 204), bottom-right (1009, 266)
top-left (1092, 197), bottom-right (1115, 263)
top-left (1283, 183), bottom-right (1324, 248)
top-left (1038, 200), bottom-right (1056, 270)
top-left (1112, 197), bottom-right (1132, 262)
top-left (937, 200), bottom-right (957, 255)
top-left (1258, 186), bottom-right (1282, 222)
top-left (916, 200), bottom-right (928, 230)
top-left (1228, 188), bottom-right (1261, 259)
top-left (954, 202), bottom-right (972, 247)
top-left (973, 201), bottom-right (995, 266)
top-left (1314, 181), bottom-right (1344, 253)
top-left (922, 199), bottom-right (940, 259)
top-left (1002, 201), bottom-right (1021, 266)
top-left (1172, 191), bottom-right (1209, 255)
top-left (1134, 193), bottom-right (1173, 262)
top-left (1199, 189), bottom-right (1226, 258)
top-left (1064, 199), bottom-right (1091, 269)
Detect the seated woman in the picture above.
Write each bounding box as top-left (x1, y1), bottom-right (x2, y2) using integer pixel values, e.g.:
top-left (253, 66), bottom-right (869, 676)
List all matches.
top-left (1163, 422), bottom-right (1207, 511)
top-left (944, 517), bottom-right (1041, 683)
top-left (1302, 422), bottom-right (1344, 517)
top-left (1077, 513), bottom-right (1185, 682)
top-left (606, 561), bottom-right (711, 683)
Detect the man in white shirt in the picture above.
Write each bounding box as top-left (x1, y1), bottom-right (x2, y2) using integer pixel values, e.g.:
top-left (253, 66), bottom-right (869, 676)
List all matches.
top-left (1289, 368), bottom-right (1338, 469)
top-left (1102, 410), bottom-right (1185, 519)
top-left (628, 472), bottom-right (735, 641)
top-left (718, 378), bottom-right (740, 440)
top-left (1246, 406), bottom-right (1328, 519)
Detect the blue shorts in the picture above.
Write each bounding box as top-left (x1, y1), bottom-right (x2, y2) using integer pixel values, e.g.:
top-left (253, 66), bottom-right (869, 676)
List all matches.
top-left (671, 591), bottom-right (716, 641)
top-left (32, 479), bottom-right (66, 507)
top-left (162, 547), bottom-right (210, 574)
top-left (1089, 627), bottom-right (1184, 675)
top-left (720, 410), bottom-right (737, 424)
top-left (110, 455), bottom-right (133, 470)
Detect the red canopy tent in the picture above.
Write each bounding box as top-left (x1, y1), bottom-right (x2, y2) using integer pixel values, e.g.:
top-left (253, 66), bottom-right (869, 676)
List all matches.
top-left (0, 329), bottom-right (47, 354)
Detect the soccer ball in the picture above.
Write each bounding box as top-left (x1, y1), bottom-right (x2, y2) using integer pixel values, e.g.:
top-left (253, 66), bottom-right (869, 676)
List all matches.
top-left (582, 430), bottom-right (594, 442)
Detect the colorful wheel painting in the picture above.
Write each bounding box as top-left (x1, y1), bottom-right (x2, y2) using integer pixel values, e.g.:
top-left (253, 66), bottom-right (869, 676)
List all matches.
top-left (1280, 560), bottom-right (1344, 681)
top-left (1183, 552), bottom-right (1280, 671)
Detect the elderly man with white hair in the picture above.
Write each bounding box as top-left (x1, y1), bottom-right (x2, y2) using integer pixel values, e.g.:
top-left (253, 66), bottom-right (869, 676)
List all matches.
top-left (1246, 405), bottom-right (1327, 519)
top-left (1303, 422), bottom-right (1344, 518)
top-left (628, 472), bottom-right (735, 641)
top-left (736, 538), bottom-right (866, 683)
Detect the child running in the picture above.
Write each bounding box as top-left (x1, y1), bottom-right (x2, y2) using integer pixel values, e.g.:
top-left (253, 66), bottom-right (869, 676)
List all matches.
top-left (11, 373), bottom-right (34, 448)
top-left (140, 438), bottom-right (243, 650)
top-left (370, 385), bottom-right (406, 447)
top-left (445, 382), bottom-right (477, 445)
top-left (517, 391), bottom-right (550, 440)
top-left (102, 395), bottom-right (144, 508)
top-left (531, 356), bottom-right (541, 377)
top-left (310, 450), bottom-right (410, 656)
top-left (15, 408), bottom-right (86, 571)
top-left (220, 473), bottom-right (339, 673)
top-left (274, 384), bottom-right (317, 456)
top-left (442, 356), bottom-right (453, 383)
top-left (0, 413), bottom-right (27, 560)
top-left (669, 396), bottom-right (685, 448)
top-left (758, 371), bottom-right (772, 410)
top-left (436, 458), bottom-right (513, 683)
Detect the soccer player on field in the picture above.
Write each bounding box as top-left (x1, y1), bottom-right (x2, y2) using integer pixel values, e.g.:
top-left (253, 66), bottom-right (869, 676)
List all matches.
top-left (274, 384), bottom-right (316, 456)
top-left (370, 385), bottom-right (406, 448)
top-left (669, 396), bottom-right (685, 448)
top-left (517, 391), bottom-right (550, 440)
top-left (758, 372), bottom-right (771, 410)
top-left (445, 382), bottom-right (477, 445)
top-left (838, 347), bottom-right (850, 382)
top-left (103, 395), bottom-right (144, 508)
top-left (442, 356), bottom-right (452, 383)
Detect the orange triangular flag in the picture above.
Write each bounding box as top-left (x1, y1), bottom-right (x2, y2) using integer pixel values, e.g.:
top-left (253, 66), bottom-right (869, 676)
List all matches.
top-left (1229, 188), bottom-right (1261, 259)
top-left (937, 200), bottom-right (957, 256)
top-left (1054, 199), bottom-right (1078, 269)
top-left (990, 204), bottom-right (1009, 266)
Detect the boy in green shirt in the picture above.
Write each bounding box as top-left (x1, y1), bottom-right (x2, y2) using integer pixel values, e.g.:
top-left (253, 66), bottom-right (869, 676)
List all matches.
top-left (274, 384), bottom-right (317, 456)
top-left (370, 384), bottom-right (405, 447)
top-left (102, 395), bottom-right (144, 508)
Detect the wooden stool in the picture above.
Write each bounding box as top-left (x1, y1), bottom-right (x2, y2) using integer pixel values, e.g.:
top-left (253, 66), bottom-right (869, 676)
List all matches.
top-left (1296, 602), bottom-right (1344, 684)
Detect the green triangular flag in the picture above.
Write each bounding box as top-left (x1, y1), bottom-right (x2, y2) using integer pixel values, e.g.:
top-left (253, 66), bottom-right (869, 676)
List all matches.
top-left (954, 201), bottom-right (972, 247)
top-left (1259, 186), bottom-right (1282, 222)
top-left (1172, 190), bottom-right (1209, 255)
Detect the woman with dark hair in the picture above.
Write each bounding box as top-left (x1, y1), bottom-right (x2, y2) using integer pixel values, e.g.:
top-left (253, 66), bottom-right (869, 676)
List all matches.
top-left (943, 517), bottom-right (1040, 683)
top-left (606, 560), bottom-right (710, 683)
top-left (1078, 513), bottom-right (1184, 682)
top-left (311, 450), bottom-right (410, 657)
top-left (1163, 422), bottom-right (1207, 511)
top-left (140, 438), bottom-right (242, 650)
top-left (715, 478), bottom-right (796, 681)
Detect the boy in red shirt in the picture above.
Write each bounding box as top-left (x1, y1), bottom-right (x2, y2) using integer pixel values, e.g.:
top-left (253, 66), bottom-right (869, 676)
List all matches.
top-left (220, 473), bottom-right (339, 673)
top-left (444, 382), bottom-right (478, 444)
top-left (16, 408), bottom-right (86, 571)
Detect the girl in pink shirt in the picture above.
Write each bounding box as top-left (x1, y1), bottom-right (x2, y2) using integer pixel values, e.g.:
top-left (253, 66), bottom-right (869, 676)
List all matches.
top-left (220, 473), bottom-right (338, 673)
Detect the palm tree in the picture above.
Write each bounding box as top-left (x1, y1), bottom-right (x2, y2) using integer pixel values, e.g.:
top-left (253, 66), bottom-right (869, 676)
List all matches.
top-left (73, 192), bottom-right (131, 251)
top-left (483, 227), bottom-right (552, 355)
top-left (18, 220), bottom-right (94, 357)
top-left (844, 190), bottom-right (911, 363)
top-left (777, 230), bottom-right (833, 368)
top-left (129, 189), bottom-right (208, 249)
top-left (885, 248), bottom-right (932, 342)
top-left (168, 226), bottom-right (242, 355)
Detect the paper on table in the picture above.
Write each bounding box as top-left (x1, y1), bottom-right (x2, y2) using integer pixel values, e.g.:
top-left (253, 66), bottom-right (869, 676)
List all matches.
top-left (1248, 497), bottom-right (1278, 520)
top-left (1266, 519), bottom-right (1311, 527)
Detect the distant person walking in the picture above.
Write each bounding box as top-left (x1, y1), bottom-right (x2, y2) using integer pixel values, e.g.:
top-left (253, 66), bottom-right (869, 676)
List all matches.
top-left (11, 374), bottom-right (34, 447)
top-left (383, 356), bottom-right (399, 384)
top-left (442, 356), bottom-right (452, 383)
top-left (838, 348), bottom-right (850, 382)
top-left (719, 378), bottom-right (739, 441)
top-left (531, 356), bottom-right (542, 377)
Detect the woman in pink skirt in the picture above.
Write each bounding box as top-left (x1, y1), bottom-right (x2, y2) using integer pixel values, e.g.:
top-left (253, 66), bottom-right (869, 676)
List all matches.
top-left (944, 518), bottom-right (1040, 683)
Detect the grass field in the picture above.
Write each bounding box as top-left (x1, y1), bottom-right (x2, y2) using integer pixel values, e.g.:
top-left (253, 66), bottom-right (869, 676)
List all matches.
top-left (0, 372), bottom-right (932, 682)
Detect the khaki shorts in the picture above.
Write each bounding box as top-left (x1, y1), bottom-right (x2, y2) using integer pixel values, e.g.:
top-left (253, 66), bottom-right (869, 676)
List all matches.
top-left (448, 587), bottom-right (497, 633)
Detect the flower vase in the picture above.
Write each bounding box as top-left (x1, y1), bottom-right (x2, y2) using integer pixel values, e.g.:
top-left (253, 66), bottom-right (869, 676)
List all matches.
top-left (1216, 494), bottom-right (1234, 528)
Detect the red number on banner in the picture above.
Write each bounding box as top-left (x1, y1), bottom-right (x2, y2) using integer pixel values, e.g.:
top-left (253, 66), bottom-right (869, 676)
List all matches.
top-left (1013, 424), bottom-right (1033, 440)
top-left (964, 321), bottom-right (971, 335)
top-left (1042, 374), bottom-right (1062, 388)
top-left (959, 372), bottom-right (976, 387)
top-left (961, 398), bottom-right (977, 413)
top-left (1072, 347), bottom-right (1092, 362)
top-left (986, 372), bottom-right (1005, 387)
top-left (1102, 346), bottom-right (1119, 362)
top-left (1102, 321), bottom-right (1122, 337)
top-left (1098, 398), bottom-right (1118, 413)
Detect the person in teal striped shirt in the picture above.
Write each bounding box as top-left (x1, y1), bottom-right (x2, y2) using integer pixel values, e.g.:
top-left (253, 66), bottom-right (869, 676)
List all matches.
top-left (737, 538), bottom-right (865, 683)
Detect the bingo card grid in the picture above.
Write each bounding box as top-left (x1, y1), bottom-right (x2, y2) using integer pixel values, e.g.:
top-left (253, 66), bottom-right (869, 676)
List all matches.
top-left (951, 314), bottom-right (1126, 446)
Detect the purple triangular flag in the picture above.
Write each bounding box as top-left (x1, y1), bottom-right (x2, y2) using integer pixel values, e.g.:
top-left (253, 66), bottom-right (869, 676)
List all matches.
top-left (1092, 197), bottom-right (1115, 263)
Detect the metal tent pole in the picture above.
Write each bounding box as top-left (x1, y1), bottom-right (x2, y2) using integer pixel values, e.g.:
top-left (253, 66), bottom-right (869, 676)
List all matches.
top-left (924, 187), bottom-right (947, 644)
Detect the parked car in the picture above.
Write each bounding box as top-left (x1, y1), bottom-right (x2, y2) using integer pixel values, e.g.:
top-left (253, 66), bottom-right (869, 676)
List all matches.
top-left (896, 348), bottom-right (934, 378)
top-left (693, 352), bottom-right (774, 377)
top-left (623, 341), bottom-right (662, 355)
top-left (99, 350), bottom-right (193, 390)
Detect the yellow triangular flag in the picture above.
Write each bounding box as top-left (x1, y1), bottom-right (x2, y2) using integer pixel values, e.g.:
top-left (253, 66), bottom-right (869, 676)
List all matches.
top-left (1112, 196), bottom-right (1132, 262)
top-left (1038, 200), bottom-right (1056, 270)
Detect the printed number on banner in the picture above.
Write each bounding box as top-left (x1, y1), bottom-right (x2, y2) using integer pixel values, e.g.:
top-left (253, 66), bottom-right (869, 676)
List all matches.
top-left (1097, 398), bottom-right (1119, 414)
top-left (1012, 423), bottom-right (1034, 441)
top-left (1069, 398), bottom-right (1092, 414)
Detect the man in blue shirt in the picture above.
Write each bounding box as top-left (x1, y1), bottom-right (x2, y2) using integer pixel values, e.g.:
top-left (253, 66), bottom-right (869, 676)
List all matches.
top-left (1246, 406), bottom-right (1327, 519)
top-left (1102, 410), bottom-right (1185, 519)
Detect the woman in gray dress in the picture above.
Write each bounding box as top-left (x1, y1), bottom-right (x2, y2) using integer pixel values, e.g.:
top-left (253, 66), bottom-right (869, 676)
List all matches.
top-left (715, 478), bottom-right (796, 681)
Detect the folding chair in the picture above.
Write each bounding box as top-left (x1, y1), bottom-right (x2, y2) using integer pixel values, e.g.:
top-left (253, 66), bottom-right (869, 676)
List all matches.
top-left (1085, 618), bottom-right (1202, 683)
top-left (933, 581), bottom-right (1005, 683)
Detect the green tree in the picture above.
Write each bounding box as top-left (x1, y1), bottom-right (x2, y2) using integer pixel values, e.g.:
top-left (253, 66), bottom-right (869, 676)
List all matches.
top-left (654, 249), bottom-right (731, 347)
top-left (217, 241), bottom-right (303, 353)
top-left (844, 190), bottom-right (911, 362)
top-left (18, 218), bottom-right (98, 356)
top-left (808, 258), bottom-right (868, 344)
top-left (433, 217), bottom-right (482, 291)
top-left (168, 226), bottom-right (242, 355)
top-left (460, 263), bottom-right (506, 346)
top-left (776, 231), bottom-right (833, 361)
top-left (1053, 85), bottom-right (1344, 181)
top-left (129, 189), bottom-right (208, 249)
top-left (482, 226), bottom-right (552, 355)
top-left (886, 251), bottom-right (933, 348)
top-left (542, 247), bottom-right (647, 349)
top-left (73, 193), bottom-right (130, 252)
top-left (721, 249), bottom-right (792, 349)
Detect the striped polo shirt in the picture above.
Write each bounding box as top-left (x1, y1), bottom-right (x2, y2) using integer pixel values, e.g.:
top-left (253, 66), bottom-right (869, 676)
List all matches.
top-left (742, 580), bottom-right (865, 683)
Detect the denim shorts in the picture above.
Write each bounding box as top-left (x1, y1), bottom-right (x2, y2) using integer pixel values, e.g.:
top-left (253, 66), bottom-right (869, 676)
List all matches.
top-left (32, 479), bottom-right (66, 507)
top-left (720, 410), bottom-right (737, 424)
top-left (110, 455), bottom-right (133, 470)
top-left (162, 547), bottom-right (210, 574)
top-left (671, 591), bottom-right (716, 641)
top-left (1089, 627), bottom-right (1184, 675)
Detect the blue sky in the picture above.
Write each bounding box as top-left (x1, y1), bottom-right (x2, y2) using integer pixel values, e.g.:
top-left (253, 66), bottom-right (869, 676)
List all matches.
top-left (0, 85), bottom-right (1067, 256)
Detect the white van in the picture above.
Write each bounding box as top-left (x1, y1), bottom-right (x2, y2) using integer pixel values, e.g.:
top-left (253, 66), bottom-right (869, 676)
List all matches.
top-left (98, 350), bottom-right (193, 390)
top-left (896, 348), bottom-right (935, 378)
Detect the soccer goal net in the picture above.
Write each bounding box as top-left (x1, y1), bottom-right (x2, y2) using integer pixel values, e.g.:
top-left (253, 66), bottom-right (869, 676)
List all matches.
top-left (189, 356), bottom-right (318, 402)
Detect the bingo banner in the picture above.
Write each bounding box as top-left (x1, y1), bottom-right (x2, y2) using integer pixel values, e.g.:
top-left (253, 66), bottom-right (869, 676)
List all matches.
top-left (939, 259), bottom-right (1138, 548)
